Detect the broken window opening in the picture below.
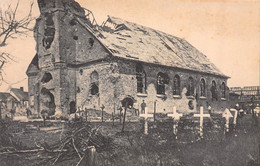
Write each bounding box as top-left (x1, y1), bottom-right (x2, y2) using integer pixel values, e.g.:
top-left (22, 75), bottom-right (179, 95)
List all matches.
top-left (173, 75), bottom-right (181, 95)
top-left (188, 100), bottom-right (194, 110)
top-left (88, 38), bottom-right (94, 47)
top-left (44, 13), bottom-right (54, 26)
top-left (80, 69), bottom-right (83, 75)
top-left (157, 72), bottom-right (169, 95)
top-left (200, 79), bottom-right (206, 97)
top-left (136, 63), bottom-right (146, 93)
top-left (43, 36), bottom-right (54, 49)
top-left (90, 83), bottom-right (99, 95)
top-left (69, 101), bottom-right (76, 114)
top-left (186, 77), bottom-right (194, 96)
top-left (73, 36), bottom-right (78, 40)
top-left (41, 72), bottom-right (53, 83)
top-left (90, 71), bottom-right (99, 83)
top-left (69, 19), bottom-right (77, 26)
top-left (221, 82), bottom-right (226, 98)
top-left (90, 71), bottom-right (99, 95)
top-left (43, 12), bottom-right (55, 49)
top-left (210, 81), bottom-right (218, 101)
top-left (40, 88), bottom-right (56, 116)
top-left (121, 96), bottom-right (135, 108)
top-left (77, 87), bottom-right (81, 93)
top-left (44, 27), bottom-right (55, 37)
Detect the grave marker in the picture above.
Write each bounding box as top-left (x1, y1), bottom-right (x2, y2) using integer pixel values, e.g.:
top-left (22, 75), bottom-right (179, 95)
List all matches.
top-left (222, 108), bottom-right (233, 133)
top-left (167, 106), bottom-right (183, 137)
top-left (230, 108), bottom-right (238, 125)
top-left (112, 113), bottom-right (114, 127)
top-left (193, 106), bottom-right (210, 137)
top-left (77, 146), bottom-right (96, 166)
top-left (101, 105), bottom-right (105, 122)
top-left (118, 106), bottom-right (123, 124)
top-left (254, 107), bottom-right (260, 117)
top-left (140, 109), bottom-right (153, 135)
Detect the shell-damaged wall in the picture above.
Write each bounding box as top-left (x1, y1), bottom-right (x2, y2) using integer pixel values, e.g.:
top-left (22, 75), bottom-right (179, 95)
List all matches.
top-left (29, 0), bottom-right (229, 117)
top-left (116, 59), bottom-right (229, 114)
top-left (31, 0), bottom-right (110, 117)
top-left (75, 61), bottom-right (120, 113)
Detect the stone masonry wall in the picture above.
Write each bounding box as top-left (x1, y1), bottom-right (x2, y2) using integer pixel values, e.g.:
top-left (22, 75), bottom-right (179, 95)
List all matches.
top-left (75, 61), bottom-right (119, 113)
top-left (116, 59), bottom-right (229, 114)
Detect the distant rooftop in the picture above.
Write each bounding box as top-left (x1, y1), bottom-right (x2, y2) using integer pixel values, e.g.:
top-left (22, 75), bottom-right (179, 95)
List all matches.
top-left (10, 87), bottom-right (28, 101)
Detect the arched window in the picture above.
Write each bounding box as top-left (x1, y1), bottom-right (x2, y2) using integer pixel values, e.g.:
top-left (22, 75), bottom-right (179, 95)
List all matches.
top-left (41, 72), bottom-right (52, 83)
top-left (157, 72), bottom-right (169, 95)
top-left (69, 101), bottom-right (76, 114)
top-left (210, 81), bottom-right (218, 100)
top-left (186, 77), bottom-right (194, 96)
top-left (200, 79), bottom-right (206, 97)
top-left (90, 71), bottom-right (99, 95)
top-left (90, 83), bottom-right (99, 95)
top-left (136, 64), bottom-right (146, 93)
top-left (221, 82), bottom-right (226, 98)
top-left (173, 75), bottom-right (181, 95)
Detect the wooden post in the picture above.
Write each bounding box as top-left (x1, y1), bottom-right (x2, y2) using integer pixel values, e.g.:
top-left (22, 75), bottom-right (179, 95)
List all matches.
top-left (112, 113), bottom-right (114, 127)
top-left (122, 103), bottom-right (127, 132)
top-left (0, 103), bottom-right (2, 120)
top-left (43, 116), bottom-right (46, 127)
top-left (154, 100), bottom-right (156, 122)
top-left (119, 107), bottom-right (123, 124)
top-left (77, 146), bottom-right (96, 166)
top-left (101, 105), bottom-right (105, 122)
top-left (42, 112), bottom-right (48, 127)
top-left (85, 108), bottom-right (88, 122)
top-left (113, 103), bottom-right (115, 116)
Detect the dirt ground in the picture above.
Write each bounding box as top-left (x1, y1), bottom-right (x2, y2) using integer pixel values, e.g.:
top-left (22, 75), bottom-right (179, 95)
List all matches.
top-left (0, 114), bottom-right (259, 166)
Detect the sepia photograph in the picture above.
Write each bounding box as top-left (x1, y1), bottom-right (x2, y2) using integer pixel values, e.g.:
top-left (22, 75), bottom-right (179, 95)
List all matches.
top-left (0, 0), bottom-right (259, 165)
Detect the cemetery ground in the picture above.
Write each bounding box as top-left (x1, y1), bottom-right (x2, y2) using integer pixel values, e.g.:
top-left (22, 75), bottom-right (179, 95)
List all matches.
top-left (0, 114), bottom-right (259, 166)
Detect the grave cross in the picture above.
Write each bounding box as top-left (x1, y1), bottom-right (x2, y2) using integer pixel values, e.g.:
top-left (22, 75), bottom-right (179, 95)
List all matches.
top-left (167, 106), bottom-right (183, 136)
top-left (230, 108), bottom-right (238, 126)
top-left (140, 109), bottom-right (153, 135)
top-left (254, 107), bottom-right (260, 117)
top-left (193, 106), bottom-right (210, 137)
top-left (222, 108), bottom-right (233, 133)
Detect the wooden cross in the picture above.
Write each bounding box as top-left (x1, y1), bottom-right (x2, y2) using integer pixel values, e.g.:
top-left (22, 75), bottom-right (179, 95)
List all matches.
top-left (140, 109), bottom-right (153, 135)
top-left (167, 106), bottom-right (183, 137)
top-left (254, 107), bottom-right (260, 117)
top-left (167, 106), bottom-right (183, 120)
top-left (230, 108), bottom-right (238, 125)
top-left (222, 108), bottom-right (233, 133)
top-left (193, 106), bottom-right (210, 137)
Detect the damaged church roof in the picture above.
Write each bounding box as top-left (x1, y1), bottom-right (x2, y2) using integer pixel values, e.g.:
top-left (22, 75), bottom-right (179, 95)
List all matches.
top-left (96, 16), bottom-right (228, 78)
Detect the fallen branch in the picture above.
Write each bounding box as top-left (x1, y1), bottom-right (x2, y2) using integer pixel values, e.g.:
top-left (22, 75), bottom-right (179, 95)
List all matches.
top-left (72, 138), bottom-right (82, 159)
top-left (0, 148), bottom-right (67, 155)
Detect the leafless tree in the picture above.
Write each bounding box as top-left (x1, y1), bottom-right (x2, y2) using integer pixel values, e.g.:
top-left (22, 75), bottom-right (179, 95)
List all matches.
top-left (0, 1), bottom-right (34, 82)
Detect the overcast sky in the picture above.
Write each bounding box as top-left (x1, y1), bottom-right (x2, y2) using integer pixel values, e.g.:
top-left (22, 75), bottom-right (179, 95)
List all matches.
top-left (0, 0), bottom-right (259, 91)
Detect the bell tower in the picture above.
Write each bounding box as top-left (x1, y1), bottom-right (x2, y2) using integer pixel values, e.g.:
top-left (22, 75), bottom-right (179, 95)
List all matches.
top-left (34, 0), bottom-right (85, 117)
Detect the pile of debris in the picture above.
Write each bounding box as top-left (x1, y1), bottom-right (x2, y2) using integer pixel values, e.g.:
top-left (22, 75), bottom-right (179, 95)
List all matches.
top-left (0, 121), bottom-right (115, 165)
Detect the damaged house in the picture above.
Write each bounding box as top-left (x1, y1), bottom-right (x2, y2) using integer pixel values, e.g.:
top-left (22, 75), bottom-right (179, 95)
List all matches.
top-left (26, 0), bottom-right (230, 118)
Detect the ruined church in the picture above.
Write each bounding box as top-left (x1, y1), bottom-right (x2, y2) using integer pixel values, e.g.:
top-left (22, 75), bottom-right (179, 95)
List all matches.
top-left (26, 0), bottom-right (230, 118)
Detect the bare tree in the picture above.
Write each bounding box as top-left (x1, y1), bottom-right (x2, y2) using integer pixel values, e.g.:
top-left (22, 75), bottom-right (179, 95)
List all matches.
top-left (0, 1), bottom-right (34, 82)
